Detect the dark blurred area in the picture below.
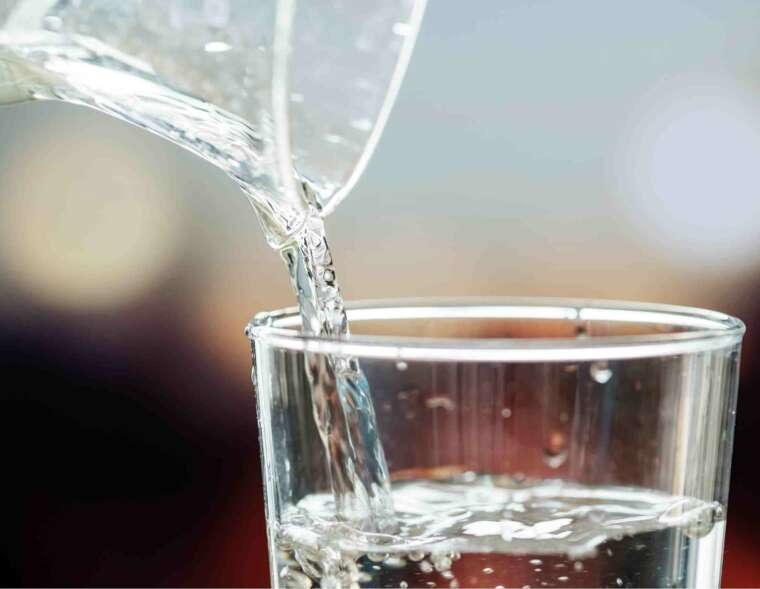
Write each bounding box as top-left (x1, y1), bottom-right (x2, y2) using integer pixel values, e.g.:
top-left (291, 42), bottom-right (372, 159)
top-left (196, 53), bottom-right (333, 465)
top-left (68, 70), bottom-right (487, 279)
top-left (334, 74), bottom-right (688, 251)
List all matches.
top-left (3, 1), bottom-right (760, 586)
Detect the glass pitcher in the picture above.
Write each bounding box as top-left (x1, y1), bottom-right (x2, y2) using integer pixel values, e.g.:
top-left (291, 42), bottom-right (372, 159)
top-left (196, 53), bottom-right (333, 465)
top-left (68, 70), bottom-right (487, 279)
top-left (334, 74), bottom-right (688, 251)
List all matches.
top-left (0, 0), bottom-right (427, 245)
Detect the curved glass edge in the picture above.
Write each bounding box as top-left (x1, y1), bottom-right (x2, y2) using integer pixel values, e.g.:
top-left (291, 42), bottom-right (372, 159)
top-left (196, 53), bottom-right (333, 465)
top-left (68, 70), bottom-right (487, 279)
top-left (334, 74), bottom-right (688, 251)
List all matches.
top-left (246, 297), bottom-right (745, 362)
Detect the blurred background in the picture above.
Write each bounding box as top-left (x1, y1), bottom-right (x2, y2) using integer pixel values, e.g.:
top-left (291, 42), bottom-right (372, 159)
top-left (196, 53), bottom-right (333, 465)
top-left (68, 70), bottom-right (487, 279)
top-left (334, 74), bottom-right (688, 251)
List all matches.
top-left (2, 0), bottom-right (760, 586)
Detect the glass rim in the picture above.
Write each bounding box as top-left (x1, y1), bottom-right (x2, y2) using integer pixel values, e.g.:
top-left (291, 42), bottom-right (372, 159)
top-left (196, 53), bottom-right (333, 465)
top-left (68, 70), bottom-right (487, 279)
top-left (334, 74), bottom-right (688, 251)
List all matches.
top-left (247, 297), bottom-right (745, 362)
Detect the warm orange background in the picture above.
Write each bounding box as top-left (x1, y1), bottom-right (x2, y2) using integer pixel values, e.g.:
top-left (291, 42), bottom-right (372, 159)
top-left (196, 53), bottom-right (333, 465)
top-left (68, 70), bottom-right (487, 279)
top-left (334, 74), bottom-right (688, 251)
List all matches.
top-left (3, 1), bottom-right (760, 586)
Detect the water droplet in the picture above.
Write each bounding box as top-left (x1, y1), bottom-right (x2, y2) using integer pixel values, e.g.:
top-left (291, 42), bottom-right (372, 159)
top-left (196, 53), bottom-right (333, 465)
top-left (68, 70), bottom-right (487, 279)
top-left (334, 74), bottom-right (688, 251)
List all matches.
top-left (616, 578), bottom-right (623, 587)
top-left (501, 408), bottom-right (512, 418)
top-left (529, 559), bottom-right (543, 566)
top-left (573, 561), bottom-right (584, 572)
top-left (482, 567), bottom-right (494, 575)
top-left (543, 431), bottom-right (568, 468)
top-left (400, 583), bottom-right (408, 589)
top-left (606, 548), bottom-right (614, 557)
top-left (409, 551), bottom-right (425, 562)
top-left (420, 560), bottom-right (434, 573)
top-left (396, 361), bottom-right (408, 371)
top-left (590, 361), bottom-right (613, 384)
top-left (558, 576), bottom-right (569, 583)
top-left (534, 568), bottom-right (542, 572)
top-left (426, 583), bottom-right (436, 588)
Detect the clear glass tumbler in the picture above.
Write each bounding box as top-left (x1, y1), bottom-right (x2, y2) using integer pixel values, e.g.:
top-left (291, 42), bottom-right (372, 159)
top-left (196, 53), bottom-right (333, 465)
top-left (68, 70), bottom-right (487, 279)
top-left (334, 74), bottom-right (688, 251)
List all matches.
top-left (247, 298), bottom-right (744, 589)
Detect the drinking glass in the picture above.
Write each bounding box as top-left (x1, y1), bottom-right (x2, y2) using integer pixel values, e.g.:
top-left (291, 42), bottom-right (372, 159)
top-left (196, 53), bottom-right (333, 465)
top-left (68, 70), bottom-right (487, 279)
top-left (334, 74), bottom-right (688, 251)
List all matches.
top-left (248, 298), bottom-right (743, 588)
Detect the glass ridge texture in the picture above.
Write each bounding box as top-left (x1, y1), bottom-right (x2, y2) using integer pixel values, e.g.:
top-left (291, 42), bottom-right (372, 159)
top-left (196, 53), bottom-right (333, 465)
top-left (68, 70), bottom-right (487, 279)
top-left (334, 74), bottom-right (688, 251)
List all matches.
top-left (248, 298), bottom-right (743, 588)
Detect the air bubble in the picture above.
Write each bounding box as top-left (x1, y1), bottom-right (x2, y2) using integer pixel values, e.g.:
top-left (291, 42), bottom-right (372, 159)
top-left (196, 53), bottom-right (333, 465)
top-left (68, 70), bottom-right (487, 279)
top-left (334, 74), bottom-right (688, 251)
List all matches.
top-left (590, 361), bottom-right (613, 384)
top-left (483, 567), bottom-right (494, 575)
top-left (432, 554), bottom-right (453, 572)
top-left (279, 567), bottom-right (313, 589)
top-left (396, 361), bottom-right (408, 371)
top-left (367, 552), bottom-right (388, 563)
top-left (400, 583), bottom-right (408, 589)
top-left (501, 408), bottom-right (512, 418)
top-left (529, 559), bottom-right (543, 566)
top-left (616, 578), bottom-right (623, 587)
top-left (392, 22), bottom-right (412, 36)
top-left (350, 118), bottom-right (373, 132)
top-left (573, 562), bottom-right (584, 572)
top-left (409, 551), bottom-right (425, 562)
top-left (426, 397), bottom-right (456, 411)
top-left (684, 509), bottom-right (717, 539)
top-left (43, 15), bottom-right (63, 31)
top-left (204, 41), bottom-right (231, 53)
top-left (558, 577), bottom-right (569, 583)
top-left (420, 560), bottom-right (434, 573)
top-left (543, 448), bottom-right (568, 469)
